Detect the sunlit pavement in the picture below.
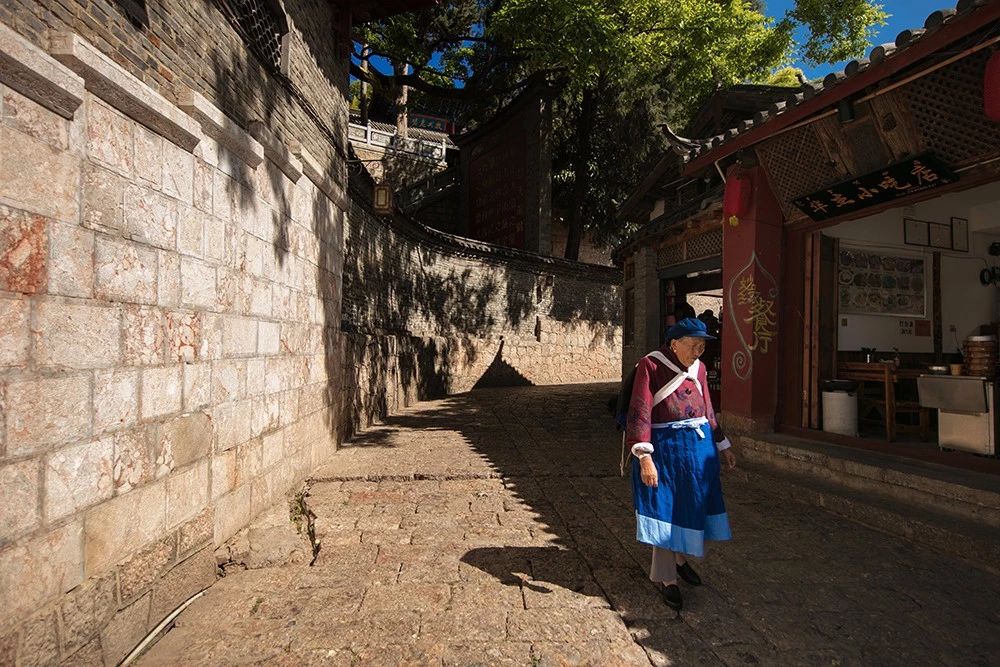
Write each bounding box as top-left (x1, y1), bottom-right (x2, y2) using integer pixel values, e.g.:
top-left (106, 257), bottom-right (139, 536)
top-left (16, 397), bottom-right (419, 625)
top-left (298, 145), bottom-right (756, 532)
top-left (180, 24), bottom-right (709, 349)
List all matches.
top-left (139, 382), bottom-right (1000, 666)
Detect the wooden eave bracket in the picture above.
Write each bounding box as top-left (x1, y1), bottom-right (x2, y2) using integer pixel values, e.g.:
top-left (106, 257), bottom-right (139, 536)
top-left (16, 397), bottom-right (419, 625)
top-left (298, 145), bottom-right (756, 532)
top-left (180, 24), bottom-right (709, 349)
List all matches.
top-left (0, 23), bottom-right (84, 119)
top-left (50, 32), bottom-right (200, 149)
top-left (175, 85), bottom-right (264, 168)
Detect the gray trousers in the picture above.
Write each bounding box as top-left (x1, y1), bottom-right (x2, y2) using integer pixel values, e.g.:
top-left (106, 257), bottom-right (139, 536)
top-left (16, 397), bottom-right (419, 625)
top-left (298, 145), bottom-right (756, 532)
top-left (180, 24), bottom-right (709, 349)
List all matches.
top-left (649, 546), bottom-right (677, 583)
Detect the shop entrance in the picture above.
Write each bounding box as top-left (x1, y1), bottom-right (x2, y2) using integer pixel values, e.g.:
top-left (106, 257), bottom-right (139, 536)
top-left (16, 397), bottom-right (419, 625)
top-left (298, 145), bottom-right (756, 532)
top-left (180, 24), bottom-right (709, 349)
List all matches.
top-left (778, 181), bottom-right (1000, 471)
top-left (660, 259), bottom-right (723, 409)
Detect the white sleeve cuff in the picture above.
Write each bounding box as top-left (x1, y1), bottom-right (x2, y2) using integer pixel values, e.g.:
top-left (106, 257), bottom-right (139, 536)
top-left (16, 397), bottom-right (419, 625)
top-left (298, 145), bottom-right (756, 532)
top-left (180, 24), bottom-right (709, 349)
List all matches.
top-left (716, 437), bottom-right (732, 451)
top-left (631, 442), bottom-right (654, 457)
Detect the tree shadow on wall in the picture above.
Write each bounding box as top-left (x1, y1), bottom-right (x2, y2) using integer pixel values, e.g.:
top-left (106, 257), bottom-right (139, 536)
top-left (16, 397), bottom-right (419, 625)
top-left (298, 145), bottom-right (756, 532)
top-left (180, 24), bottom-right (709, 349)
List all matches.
top-left (198, 0), bottom-right (621, 450)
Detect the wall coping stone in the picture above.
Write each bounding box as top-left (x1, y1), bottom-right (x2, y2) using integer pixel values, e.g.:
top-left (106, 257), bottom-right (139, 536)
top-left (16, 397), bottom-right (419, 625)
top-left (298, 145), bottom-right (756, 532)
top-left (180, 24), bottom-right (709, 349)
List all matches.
top-left (49, 32), bottom-right (199, 150)
top-left (248, 121), bottom-right (302, 183)
top-left (294, 143), bottom-right (349, 211)
top-left (175, 86), bottom-right (263, 168)
top-left (0, 23), bottom-right (84, 119)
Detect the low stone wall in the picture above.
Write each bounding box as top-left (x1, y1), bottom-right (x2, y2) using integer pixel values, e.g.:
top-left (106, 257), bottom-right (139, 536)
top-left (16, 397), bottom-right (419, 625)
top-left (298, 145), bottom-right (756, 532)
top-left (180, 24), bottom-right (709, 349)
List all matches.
top-left (339, 194), bottom-right (622, 438)
top-left (0, 27), bottom-right (344, 665)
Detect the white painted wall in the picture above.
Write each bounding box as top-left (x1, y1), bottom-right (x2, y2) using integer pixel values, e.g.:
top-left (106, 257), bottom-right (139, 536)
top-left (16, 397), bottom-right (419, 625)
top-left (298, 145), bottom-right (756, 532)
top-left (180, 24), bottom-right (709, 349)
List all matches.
top-left (824, 181), bottom-right (1000, 354)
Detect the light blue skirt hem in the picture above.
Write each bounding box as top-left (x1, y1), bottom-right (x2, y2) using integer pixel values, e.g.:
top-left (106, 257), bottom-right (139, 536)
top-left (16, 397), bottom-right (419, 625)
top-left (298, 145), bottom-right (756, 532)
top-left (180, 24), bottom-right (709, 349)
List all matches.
top-left (635, 511), bottom-right (732, 558)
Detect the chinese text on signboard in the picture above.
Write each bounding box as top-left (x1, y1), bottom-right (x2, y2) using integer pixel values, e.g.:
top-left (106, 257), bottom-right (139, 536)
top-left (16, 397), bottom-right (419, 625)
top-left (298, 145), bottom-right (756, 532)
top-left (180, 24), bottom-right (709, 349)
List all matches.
top-left (793, 153), bottom-right (957, 222)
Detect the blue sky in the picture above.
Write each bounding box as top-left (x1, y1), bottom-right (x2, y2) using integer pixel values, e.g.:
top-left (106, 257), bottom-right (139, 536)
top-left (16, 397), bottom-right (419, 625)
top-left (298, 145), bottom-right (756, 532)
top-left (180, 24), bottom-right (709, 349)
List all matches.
top-left (766, 0), bottom-right (948, 79)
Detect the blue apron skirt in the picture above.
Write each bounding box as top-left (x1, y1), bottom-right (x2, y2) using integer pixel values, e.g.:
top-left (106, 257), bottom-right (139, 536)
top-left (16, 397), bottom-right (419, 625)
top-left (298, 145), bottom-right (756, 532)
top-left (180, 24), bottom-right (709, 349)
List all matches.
top-left (632, 419), bottom-right (731, 558)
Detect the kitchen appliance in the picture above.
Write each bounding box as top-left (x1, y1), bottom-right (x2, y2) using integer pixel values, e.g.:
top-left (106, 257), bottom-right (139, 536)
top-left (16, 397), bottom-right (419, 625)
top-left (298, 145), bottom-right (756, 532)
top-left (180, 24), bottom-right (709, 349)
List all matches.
top-left (917, 375), bottom-right (997, 455)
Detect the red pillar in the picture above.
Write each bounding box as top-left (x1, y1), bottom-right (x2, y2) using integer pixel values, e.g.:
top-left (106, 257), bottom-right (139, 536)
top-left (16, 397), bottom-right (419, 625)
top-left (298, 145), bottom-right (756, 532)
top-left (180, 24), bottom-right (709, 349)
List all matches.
top-left (720, 165), bottom-right (785, 433)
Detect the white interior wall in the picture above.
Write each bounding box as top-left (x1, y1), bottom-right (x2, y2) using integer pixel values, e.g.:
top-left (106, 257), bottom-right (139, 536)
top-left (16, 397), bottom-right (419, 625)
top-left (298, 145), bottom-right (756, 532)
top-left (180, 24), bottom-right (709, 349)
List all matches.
top-left (824, 181), bottom-right (1000, 354)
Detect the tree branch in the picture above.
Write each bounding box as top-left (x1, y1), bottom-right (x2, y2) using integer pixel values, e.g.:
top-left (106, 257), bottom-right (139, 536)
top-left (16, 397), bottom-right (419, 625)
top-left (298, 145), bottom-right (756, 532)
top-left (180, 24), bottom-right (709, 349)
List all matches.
top-left (349, 61), bottom-right (560, 102)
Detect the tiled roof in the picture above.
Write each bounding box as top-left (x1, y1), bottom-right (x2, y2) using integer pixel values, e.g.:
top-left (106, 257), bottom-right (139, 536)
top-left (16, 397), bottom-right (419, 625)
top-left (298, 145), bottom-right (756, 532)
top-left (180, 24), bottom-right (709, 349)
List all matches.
top-left (672, 0), bottom-right (995, 164)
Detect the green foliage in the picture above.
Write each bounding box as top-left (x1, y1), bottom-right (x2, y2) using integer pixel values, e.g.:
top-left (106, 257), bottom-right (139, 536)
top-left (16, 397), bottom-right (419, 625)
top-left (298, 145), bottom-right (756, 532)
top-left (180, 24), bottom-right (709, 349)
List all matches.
top-left (356, 0), bottom-right (887, 256)
top-left (763, 67), bottom-right (806, 88)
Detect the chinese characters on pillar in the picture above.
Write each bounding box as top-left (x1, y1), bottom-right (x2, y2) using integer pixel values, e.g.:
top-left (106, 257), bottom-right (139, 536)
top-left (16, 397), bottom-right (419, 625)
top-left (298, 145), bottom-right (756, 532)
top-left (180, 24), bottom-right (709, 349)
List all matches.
top-left (793, 153), bottom-right (957, 222)
top-left (736, 276), bottom-right (777, 354)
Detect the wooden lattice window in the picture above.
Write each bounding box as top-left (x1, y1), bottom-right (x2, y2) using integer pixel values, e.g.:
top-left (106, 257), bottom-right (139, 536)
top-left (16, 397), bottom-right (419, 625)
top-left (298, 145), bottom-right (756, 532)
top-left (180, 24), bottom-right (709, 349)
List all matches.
top-left (623, 287), bottom-right (635, 345)
top-left (687, 229), bottom-right (722, 259)
top-left (112, 0), bottom-right (149, 27)
top-left (905, 48), bottom-right (1000, 166)
top-left (215, 0), bottom-right (291, 76)
top-left (657, 243), bottom-right (683, 268)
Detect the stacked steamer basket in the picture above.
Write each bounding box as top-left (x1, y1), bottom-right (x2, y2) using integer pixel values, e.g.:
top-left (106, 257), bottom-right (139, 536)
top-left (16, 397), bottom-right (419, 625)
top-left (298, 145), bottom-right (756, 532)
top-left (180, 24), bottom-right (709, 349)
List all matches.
top-left (963, 335), bottom-right (998, 378)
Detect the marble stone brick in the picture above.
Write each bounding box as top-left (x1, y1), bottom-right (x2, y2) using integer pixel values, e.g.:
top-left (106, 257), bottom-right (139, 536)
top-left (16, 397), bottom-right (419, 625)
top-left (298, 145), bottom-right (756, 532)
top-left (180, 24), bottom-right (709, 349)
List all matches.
top-left (82, 162), bottom-right (125, 234)
top-left (162, 140), bottom-right (193, 205)
top-left (0, 521), bottom-right (83, 620)
top-left (16, 609), bottom-right (60, 667)
top-left (4, 374), bottom-right (91, 455)
top-left (165, 309), bottom-right (201, 362)
top-left (123, 185), bottom-right (177, 251)
top-left (157, 250), bottom-right (180, 307)
top-left (165, 460), bottom-right (208, 528)
top-left (140, 366), bottom-right (182, 420)
top-left (202, 216), bottom-right (227, 263)
top-left (157, 411), bottom-right (211, 469)
top-left (149, 547), bottom-right (215, 625)
top-left (177, 508), bottom-right (213, 557)
top-left (261, 429), bottom-right (284, 468)
top-left (216, 266), bottom-right (248, 314)
top-left (0, 458), bottom-right (39, 542)
top-left (84, 481), bottom-right (166, 576)
top-left (211, 359), bottom-right (245, 404)
top-left (246, 357), bottom-right (265, 397)
top-left (213, 399), bottom-right (252, 451)
top-left (122, 305), bottom-right (165, 366)
top-left (0, 126), bottom-right (81, 223)
top-left (95, 236), bottom-right (158, 305)
top-left (176, 207), bottom-right (204, 258)
top-left (222, 316), bottom-right (257, 357)
top-left (249, 277), bottom-right (271, 317)
top-left (0, 294), bottom-right (29, 367)
top-left (48, 221), bottom-right (94, 298)
top-left (210, 451), bottom-right (236, 500)
top-left (94, 368), bottom-right (139, 433)
top-left (182, 362), bottom-right (211, 410)
top-left (234, 437), bottom-right (262, 487)
top-left (35, 299), bottom-right (121, 369)
top-left (59, 574), bottom-right (116, 657)
top-left (193, 158), bottom-right (213, 213)
top-left (134, 125), bottom-right (162, 187)
top-left (2, 86), bottom-right (70, 151)
top-left (87, 100), bottom-right (133, 176)
top-left (112, 427), bottom-right (153, 494)
top-left (199, 313), bottom-right (223, 360)
top-left (213, 484), bottom-right (250, 545)
top-left (212, 170), bottom-right (233, 223)
top-left (179, 256), bottom-right (216, 309)
top-left (250, 394), bottom-right (280, 438)
top-left (45, 435), bottom-right (114, 522)
top-left (100, 593), bottom-right (150, 667)
top-left (0, 205), bottom-right (48, 294)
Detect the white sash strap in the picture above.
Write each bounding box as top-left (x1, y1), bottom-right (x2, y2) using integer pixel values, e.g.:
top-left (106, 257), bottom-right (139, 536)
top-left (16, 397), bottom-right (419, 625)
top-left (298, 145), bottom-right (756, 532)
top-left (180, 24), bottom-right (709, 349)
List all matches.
top-left (651, 416), bottom-right (709, 438)
top-left (646, 352), bottom-right (703, 408)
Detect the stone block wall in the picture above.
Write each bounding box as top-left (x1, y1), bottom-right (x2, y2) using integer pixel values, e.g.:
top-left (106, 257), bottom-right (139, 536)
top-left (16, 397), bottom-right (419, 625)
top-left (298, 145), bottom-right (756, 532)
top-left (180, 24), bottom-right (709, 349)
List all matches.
top-left (0, 2), bottom-right (348, 662)
top-left (339, 198), bottom-right (622, 438)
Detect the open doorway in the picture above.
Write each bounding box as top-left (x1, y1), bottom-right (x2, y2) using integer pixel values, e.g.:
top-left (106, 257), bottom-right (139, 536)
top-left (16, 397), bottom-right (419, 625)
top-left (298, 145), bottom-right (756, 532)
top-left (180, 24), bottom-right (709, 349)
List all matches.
top-left (660, 264), bottom-right (723, 409)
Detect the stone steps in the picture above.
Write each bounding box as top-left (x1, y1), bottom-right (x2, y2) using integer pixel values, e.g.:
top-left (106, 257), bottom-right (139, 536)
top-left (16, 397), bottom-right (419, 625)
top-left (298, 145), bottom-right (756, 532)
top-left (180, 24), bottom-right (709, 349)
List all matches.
top-left (736, 434), bottom-right (1000, 575)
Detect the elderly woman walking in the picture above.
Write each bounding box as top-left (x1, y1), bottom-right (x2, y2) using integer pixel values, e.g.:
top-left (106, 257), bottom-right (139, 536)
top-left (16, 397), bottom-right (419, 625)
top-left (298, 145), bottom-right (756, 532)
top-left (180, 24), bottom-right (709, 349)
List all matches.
top-left (625, 317), bottom-right (736, 611)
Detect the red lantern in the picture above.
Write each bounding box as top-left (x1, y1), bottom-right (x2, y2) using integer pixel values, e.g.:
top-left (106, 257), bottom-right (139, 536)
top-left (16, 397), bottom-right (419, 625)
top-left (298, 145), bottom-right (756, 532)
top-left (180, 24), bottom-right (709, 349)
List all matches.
top-left (723, 172), bottom-right (752, 226)
top-left (985, 51), bottom-right (1000, 122)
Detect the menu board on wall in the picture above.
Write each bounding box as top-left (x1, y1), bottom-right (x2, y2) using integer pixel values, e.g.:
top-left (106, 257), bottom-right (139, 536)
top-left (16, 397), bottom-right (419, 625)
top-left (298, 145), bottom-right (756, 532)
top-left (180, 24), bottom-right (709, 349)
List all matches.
top-left (838, 247), bottom-right (926, 317)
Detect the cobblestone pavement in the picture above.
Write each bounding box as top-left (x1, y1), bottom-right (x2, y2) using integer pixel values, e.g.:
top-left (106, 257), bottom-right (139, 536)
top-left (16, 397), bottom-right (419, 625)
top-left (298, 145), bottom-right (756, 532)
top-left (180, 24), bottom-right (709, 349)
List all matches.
top-left (140, 383), bottom-right (1000, 666)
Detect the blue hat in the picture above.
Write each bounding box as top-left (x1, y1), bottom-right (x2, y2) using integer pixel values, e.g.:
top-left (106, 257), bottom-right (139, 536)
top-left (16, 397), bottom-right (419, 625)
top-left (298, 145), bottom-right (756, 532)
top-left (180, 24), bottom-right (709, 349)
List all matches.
top-left (665, 317), bottom-right (716, 341)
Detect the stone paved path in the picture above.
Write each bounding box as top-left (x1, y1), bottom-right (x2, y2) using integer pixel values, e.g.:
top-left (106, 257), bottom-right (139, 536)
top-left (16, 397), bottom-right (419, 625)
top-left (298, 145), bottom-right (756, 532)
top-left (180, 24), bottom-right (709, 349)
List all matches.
top-left (139, 383), bottom-right (1000, 666)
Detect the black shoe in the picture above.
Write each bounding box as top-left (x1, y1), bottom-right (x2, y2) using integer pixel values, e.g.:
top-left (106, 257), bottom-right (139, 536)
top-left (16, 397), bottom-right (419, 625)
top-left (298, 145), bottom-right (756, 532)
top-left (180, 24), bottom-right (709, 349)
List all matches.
top-left (676, 561), bottom-right (702, 586)
top-left (661, 583), bottom-right (683, 611)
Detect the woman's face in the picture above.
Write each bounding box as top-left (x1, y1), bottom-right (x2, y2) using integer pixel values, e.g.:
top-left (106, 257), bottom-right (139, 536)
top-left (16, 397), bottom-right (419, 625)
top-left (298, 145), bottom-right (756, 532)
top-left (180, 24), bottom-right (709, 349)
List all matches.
top-left (670, 336), bottom-right (705, 367)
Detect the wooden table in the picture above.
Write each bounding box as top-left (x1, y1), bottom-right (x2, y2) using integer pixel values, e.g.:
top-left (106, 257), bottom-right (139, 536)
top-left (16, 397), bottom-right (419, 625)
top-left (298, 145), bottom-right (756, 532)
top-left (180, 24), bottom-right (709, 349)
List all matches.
top-left (836, 362), bottom-right (929, 442)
